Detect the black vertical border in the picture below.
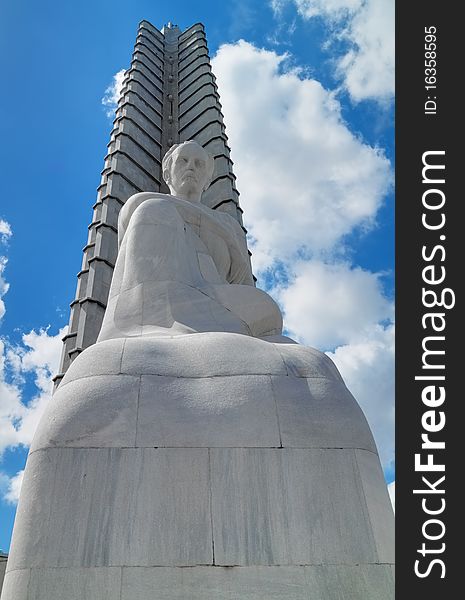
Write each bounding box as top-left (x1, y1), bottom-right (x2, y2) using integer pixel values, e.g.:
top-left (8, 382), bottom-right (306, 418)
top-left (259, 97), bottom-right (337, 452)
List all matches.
top-left (396, 2), bottom-right (459, 595)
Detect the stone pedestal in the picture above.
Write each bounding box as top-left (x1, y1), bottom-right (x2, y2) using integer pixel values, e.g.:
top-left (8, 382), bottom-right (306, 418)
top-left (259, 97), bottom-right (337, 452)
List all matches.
top-left (2, 333), bottom-right (394, 599)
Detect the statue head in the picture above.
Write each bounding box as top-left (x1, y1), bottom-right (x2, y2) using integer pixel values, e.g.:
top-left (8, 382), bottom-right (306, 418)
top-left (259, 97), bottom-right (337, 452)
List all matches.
top-left (162, 140), bottom-right (215, 201)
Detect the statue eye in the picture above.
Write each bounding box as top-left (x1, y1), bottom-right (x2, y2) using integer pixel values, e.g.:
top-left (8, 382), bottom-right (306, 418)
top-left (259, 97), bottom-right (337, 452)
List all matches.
top-left (195, 159), bottom-right (204, 168)
top-left (180, 157), bottom-right (188, 163)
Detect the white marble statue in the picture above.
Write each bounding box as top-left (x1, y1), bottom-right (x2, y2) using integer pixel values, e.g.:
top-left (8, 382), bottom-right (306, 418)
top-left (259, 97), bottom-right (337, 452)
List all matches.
top-left (1, 141), bottom-right (394, 600)
top-left (98, 140), bottom-right (282, 342)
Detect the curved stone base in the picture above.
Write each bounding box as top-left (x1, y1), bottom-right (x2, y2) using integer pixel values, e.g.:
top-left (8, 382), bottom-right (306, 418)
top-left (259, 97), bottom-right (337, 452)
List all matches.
top-left (2, 565), bottom-right (395, 600)
top-left (2, 333), bottom-right (394, 599)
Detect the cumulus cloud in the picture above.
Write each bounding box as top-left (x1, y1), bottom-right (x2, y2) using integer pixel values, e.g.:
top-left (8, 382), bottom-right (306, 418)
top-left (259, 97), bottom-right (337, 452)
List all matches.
top-left (0, 219), bottom-right (12, 243)
top-left (101, 69), bottom-right (127, 118)
top-left (0, 326), bottom-right (66, 458)
top-left (213, 40), bottom-right (394, 473)
top-left (0, 220), bottom-right (12, 321)
top-left (388, 480), bottom-right (395, 512)
top-left (212, 41), bottom-right (391, 271)
top-left (336, 0), bottom-right (394, 102)
top-left (2, 469), bottom-right (24, 505)
top-left (274, 260), bottom-right (393, 349)
top-left (0, 219), bottom-right (65, 505)
top-left (0, 257), bottom-right (9, 322)
top-left (271, 0), bottom-right (394, 103)
top-left (290, 0), bottom-right (363, 20)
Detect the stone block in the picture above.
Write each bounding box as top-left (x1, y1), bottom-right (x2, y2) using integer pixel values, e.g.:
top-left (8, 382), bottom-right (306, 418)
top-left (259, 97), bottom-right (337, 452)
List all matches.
top-left (210, 448), bottom-right (379, 566)
top-left (273, 375), bottom-right (377, 451)
top-left (355, 449), bottom-right (395, 563)
top-left (304, 564), bottom-right (394, 600)
top-left (121, 333), bottom-right (287, 378)
top-left (179, 64), bottom-right (212, 94)
top-left (121, 566), bottom-right (309, 600)
top-left (26, 567), bottom-right (122, 600)
top-left (118, 564), bottom-right (394, 600)
top-left (8, 448), bottom-right (211, 570)
top-left (178, 79), bottom-right (215, 116)
top-left (137, 374), bottom-right (280, 447)
top-left (179, 94), bottom-right (221, 125)
top-left (60, 338), bottom-right (125, 384)
top-left (180, 107), bottom-right (222, 139)
top-left (181, 118), bottom-right (223, 147)
top-left (0, 568), bottom-right (30, 600)
top-left (123, 91), bottom-right (163, 127)
top-left (275, 343), bottom-right (344, 381)
top-left (179, 73), bottom-right (213, 102)
top-left (118, 119), bottom-right (162, 161)
top-left (113, 135), bottom-right (160, 176)
top-left (31, 374), bottom-right (139, 452)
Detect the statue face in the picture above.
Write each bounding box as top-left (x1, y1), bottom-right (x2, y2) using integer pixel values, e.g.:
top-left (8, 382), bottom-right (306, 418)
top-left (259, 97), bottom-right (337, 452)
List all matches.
top-left (169, 143), bottom-right (210, 199)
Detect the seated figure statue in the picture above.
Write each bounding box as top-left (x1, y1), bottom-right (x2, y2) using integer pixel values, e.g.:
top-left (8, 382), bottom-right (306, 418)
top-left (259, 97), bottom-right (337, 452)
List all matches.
top-left (2, 142), bottom-right (394, 600)
top-left (98, 140), bottom-right (283, 341)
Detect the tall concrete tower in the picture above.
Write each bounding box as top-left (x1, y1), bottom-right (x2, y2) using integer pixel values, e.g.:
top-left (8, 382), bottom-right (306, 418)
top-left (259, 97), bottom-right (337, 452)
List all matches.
top-left (55, 21), bottom-right (249, 386)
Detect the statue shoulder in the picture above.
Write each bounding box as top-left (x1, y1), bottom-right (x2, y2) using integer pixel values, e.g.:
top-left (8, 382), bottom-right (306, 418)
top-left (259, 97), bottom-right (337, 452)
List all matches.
top-left (210, 209), bottom-right (244, 234)
top-left (118, 192), bottom-right (173, 246)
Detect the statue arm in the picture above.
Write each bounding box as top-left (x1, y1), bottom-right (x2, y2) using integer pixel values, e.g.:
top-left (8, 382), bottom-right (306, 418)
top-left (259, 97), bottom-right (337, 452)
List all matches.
top-left (118, 193), bottom-right (254, 286)
top-left (217, 214), bottom-right (255, 286)
top-left (118, 192), bottom-right (167, 247)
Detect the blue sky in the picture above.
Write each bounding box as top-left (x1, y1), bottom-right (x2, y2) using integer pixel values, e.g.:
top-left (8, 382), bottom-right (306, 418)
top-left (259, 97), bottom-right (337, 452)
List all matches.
top-left (0, 0), bottom-right (394, 551)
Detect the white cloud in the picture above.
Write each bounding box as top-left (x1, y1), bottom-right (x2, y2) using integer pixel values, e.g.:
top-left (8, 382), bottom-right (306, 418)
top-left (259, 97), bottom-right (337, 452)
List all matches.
top-left (101, 69), bottom-right (127, 118)
top-left (274, 260), bottom-right (392, 349)
top-left (336, 0), bottom-right (394, 102)
top-left (271, 0), bottom-right (394, 102)
top-left (0, 257), bottom-right (9, 321)
top-left (2, 469), bottom-right (24, 505)
top-left (212, 41), bottom-right (391, 271)
top-left (0, 222), bottom-right (66, 506)
top-left (0, 220), bottom-right (12, 321)
top-left (292, 0), bottom-right (363, 20)
top-left (213, 40), bottom-right (394, 473)
top-left (388, 480), bottom-right (395, 512)
top-left (0, 326), bottom-right (66, 457)
top-left (0, 219), bottom-right (12, 243)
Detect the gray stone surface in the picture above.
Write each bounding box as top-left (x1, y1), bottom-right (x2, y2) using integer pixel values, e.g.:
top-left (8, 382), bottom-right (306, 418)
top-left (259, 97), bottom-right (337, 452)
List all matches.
top-left (31, 334), bottom-right (383, 455)
top-left (5, 20), bottom-right (394, 600)
top-left (137, 374), bottom-right (280, 447)
top-left (276, 342), bottom-right (343, 380)
top-left (1, 564), bottom-right (395, 600)
top-left (121, 566), bottom-right (309, 600)
top-left (94, 142), bottom-right (268, 343)
top-left (0, 558), bottom-right (7, 597)
top-left (30, 374), bottom-right (140, 452)
top-left (6, 331), bottom-right (394, 598)
top-left (8, 448), bottom-right (211, 570)
top-left (210, 447), bottom-right (385, 566)
top-left (60, 336), bottom-right (125, 382)
top-left (30, 568), bottom-right (121, 600)
top-left (304, 564), bottom-right (395, 600)
top-left (121, 332), bottom-right (287, 378)
top-left (355, 448), bottom-right (395, 563)
top-left (0, 569), bottom-right (30, 600)
top-left (273, 375), bottom-right (377, 451)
